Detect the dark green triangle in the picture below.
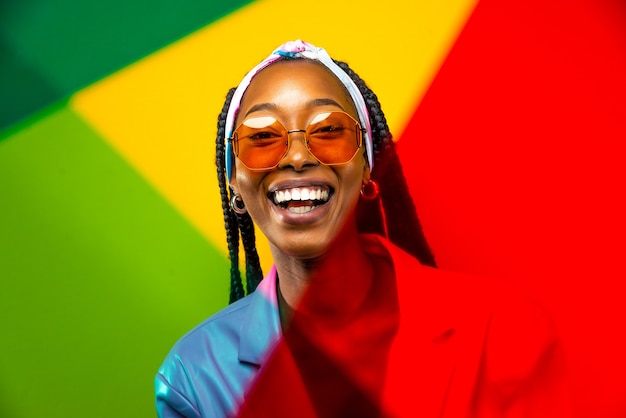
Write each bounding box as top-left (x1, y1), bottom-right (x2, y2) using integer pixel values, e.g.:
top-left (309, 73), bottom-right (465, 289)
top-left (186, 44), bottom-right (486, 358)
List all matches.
top-left (0, 0), bottom-right (255, 131)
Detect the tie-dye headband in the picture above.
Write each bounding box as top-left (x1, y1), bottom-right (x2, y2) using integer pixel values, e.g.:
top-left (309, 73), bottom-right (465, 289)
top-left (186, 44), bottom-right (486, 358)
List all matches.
top-left (224, 40), bottom-right (373, 180)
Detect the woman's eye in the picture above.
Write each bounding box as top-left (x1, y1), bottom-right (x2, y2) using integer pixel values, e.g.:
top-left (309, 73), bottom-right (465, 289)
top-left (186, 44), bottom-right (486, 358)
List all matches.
top-left (317, 125), bottom-right (345, 133)
top-left (249, 131), bottom-right (278, 140)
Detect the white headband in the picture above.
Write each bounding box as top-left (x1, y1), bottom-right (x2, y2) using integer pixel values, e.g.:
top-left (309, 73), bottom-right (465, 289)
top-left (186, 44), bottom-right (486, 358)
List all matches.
top-left (224, 40), bottom-right (373, 180)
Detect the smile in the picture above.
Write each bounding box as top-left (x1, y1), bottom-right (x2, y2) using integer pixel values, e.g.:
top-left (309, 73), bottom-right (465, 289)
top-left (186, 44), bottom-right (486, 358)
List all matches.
top-left (269, 186), bottom-right (332, 214)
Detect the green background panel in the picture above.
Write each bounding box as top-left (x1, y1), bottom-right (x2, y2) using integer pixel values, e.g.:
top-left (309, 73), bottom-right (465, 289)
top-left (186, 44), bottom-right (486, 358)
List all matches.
top-left (0, 106), bottom-right (229, 417)
top-left (0, 0), bottom-right (254, 131)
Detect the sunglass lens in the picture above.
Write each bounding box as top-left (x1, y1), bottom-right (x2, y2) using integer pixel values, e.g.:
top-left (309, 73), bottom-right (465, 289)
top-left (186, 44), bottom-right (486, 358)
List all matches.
top-left (306, 112), bottom-right (362, 164)
top-left (234, 117), bottom-right (288, 169)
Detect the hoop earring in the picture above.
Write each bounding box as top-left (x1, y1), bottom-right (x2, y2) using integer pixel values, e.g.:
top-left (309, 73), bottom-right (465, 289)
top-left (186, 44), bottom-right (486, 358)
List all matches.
top-left (360, 180), bottom-right (379, 200)
top-left (230, 193), bottom-right (248, 214)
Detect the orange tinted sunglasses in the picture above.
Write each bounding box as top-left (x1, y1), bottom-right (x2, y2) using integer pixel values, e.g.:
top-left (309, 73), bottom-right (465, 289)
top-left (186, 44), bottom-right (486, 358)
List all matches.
top-left (230, 111), bottom-right (364, 171)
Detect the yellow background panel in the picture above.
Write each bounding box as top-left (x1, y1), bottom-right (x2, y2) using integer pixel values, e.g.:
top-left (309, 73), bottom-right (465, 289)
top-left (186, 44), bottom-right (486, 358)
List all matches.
top-left (71, 0), bottom-right (477, 273)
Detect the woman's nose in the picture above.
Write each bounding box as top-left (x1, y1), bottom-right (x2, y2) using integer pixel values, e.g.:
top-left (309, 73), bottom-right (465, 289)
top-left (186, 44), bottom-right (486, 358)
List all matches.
top-left (278, 130), bottom-right (318, 170)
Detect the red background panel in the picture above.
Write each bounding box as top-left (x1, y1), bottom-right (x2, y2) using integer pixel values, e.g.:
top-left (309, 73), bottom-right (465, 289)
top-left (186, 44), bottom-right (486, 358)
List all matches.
top-left (398, 0), bottom-right (626, 416)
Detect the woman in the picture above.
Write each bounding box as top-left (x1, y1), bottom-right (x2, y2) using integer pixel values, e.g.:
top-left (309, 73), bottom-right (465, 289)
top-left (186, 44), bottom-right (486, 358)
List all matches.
top-left (155, 40), bottom-right (569, 417)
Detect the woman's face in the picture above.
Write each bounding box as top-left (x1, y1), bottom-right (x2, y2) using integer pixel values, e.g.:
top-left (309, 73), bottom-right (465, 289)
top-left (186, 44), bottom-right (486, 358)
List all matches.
top-left (230, 60), bottom-right (370, 260)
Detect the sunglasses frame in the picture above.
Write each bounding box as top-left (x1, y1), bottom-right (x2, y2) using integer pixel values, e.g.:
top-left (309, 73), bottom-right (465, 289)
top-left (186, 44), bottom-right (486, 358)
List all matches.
top-left (229, 111), bottom-right (367, 171)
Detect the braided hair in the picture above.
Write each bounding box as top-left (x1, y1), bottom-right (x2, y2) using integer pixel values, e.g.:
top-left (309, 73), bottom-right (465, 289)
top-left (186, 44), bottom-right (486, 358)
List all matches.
top-left (216, 58), bottom-right (437, 304)
top-left (215, 88), bottom-right (263, 303)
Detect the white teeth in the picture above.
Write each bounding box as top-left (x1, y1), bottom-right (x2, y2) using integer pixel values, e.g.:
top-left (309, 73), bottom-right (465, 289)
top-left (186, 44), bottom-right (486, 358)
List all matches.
top-left (288, 205), bottom-right (314, 214)
top-left (272, 187), bottom-right (330, 205)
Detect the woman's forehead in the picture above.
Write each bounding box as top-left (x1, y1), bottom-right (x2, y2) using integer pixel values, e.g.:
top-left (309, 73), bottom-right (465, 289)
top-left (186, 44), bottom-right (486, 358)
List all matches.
top-left (238, 60), bottom-right (356, 116)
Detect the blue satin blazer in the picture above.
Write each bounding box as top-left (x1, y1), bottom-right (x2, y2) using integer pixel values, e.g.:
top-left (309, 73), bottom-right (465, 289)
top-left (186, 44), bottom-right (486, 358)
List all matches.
top-left (155, 265), bottom-right (281, 418)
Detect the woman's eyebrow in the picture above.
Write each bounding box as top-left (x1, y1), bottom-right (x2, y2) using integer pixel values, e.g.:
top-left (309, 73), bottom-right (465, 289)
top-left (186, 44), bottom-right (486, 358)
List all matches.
top-left (245, 102), bottom-right (278, 116)
top-left (307, 98), bottom-right (345, 110)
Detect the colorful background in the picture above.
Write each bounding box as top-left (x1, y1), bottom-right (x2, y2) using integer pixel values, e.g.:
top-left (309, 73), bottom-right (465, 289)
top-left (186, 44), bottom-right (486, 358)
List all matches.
top-left (1, 0), bottom-right (624, 417)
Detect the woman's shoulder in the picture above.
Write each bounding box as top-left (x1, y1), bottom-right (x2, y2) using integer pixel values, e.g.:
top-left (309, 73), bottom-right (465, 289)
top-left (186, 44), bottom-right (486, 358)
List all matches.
top-left (364, 233), bottom-right (550, 320)
top-left (155, 276), bottom-right (283, 418)
top-left (158, 294), bottom-right (256, 376)
top-left (162, 265), bottom-right (281, 366)
top-left (186, 295), bottom-right (254, 337)
top-left (154, 295), bottom-right (256, 418)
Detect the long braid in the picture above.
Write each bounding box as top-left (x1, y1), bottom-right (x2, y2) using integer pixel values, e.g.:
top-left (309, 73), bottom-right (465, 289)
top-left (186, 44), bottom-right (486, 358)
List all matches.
top-left (216, 88), bottom-right (245, 303)
top-left (239, 213), bottom-right (263, 293)
top-left (335, 60), bottom-right (438, 268)
top-left (376, 141), bottom-right (437, 267)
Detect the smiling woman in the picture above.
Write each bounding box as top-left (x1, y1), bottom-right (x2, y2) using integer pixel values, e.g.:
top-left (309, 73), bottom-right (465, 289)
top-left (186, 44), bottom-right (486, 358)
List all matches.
top-left (230, 60), bottom-right (375, 264)
top-left (154, 40), bottom-right (571, 418)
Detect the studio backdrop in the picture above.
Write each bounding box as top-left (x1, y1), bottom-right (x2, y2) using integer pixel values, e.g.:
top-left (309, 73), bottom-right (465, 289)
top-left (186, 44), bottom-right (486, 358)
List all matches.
top-left (1, 1), bottom-right (624, 417)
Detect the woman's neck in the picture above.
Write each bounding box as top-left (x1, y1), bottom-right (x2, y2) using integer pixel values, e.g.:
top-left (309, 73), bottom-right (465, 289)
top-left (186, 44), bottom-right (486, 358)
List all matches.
top-left (273, 228), bottom-right (375, 327)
